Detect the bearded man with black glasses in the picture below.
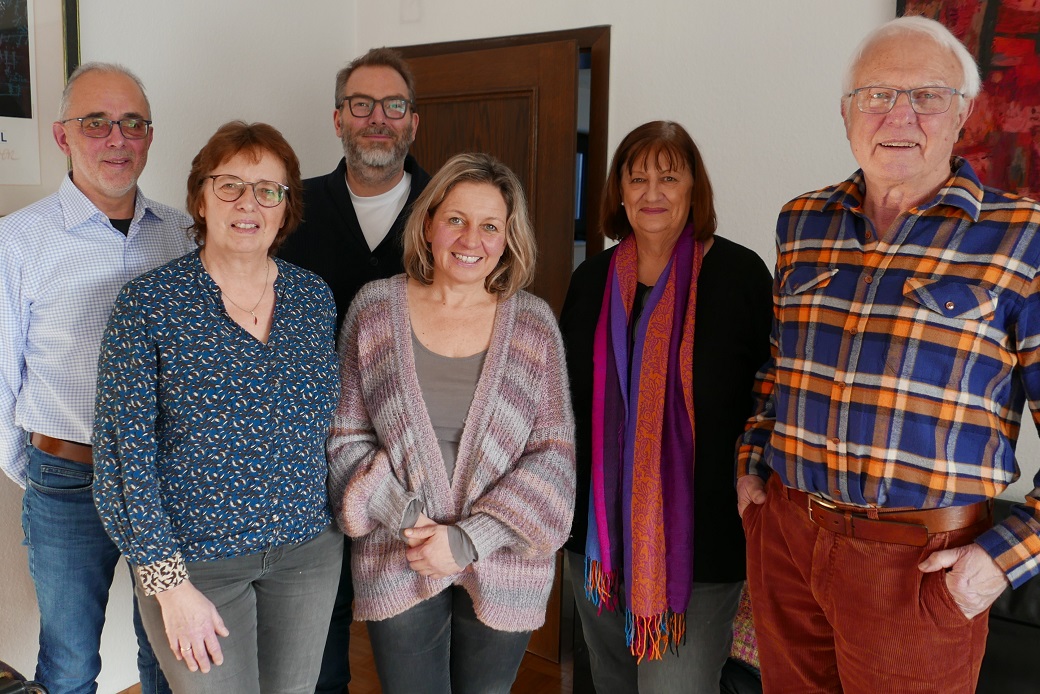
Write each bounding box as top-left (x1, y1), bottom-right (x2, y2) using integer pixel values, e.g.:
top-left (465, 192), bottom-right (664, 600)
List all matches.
top-left (278, 47), bottom-right (431, 694)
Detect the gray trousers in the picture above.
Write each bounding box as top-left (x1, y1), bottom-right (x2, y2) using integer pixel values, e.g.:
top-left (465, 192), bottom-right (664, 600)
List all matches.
top-left (136, 526), bottom-right (342, 694)
top-left (567, 550), bottom-right (742, 694)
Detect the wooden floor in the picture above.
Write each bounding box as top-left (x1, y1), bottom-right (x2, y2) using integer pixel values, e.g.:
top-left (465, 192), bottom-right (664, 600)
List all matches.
top-left (117, 621), bottom-right (572, 693)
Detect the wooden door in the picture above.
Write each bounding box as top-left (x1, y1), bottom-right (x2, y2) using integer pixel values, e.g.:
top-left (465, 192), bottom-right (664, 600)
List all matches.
top-left (398, 40), bottom-right (577, 314)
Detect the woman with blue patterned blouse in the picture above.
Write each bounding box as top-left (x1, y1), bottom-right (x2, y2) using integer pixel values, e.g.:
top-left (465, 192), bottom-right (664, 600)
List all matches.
top-left (93, 121), bottom-right (342, 693)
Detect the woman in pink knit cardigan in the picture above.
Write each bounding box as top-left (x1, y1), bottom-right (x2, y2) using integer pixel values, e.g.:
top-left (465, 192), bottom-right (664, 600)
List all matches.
top-left (327, 152), bottom-right (576, 694)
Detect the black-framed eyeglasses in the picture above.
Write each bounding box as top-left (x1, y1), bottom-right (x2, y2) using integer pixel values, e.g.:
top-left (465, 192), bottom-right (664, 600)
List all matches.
top-left (59, 117), bottom-right (152, 139)
top-left (336, 94), bottom-right (412, 120)
top-left (205, 175), bottom-right (288, 208)
top-left (847, 86), bottom-right (964, 115)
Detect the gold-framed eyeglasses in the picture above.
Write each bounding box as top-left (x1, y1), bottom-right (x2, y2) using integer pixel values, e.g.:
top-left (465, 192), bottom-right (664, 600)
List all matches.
top-left (59, 117), bottom-right (152, 139)
top-left (205, 175), bottom-right (288, 208)
top-left (847, 86), bottom-right (964, 115)
top-left (336, 94), bottom-right (412, 120)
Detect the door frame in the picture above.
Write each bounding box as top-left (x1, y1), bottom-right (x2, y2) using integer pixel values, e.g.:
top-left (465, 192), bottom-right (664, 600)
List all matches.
top-left (395, 25), bottom-right (611, 257)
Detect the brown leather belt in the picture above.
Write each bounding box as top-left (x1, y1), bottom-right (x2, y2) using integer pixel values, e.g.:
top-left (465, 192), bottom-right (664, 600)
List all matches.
top-left (30, 433), bottom-right (93, 466)
top-left (778, 480), bottom-right (992, 547)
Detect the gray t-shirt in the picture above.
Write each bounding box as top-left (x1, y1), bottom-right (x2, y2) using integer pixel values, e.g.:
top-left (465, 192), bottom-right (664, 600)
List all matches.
top-left (403, 331), bottom-right (487, 566)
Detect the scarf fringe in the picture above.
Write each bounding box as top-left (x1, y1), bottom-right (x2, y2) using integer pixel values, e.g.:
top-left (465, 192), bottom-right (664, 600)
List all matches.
top-left (584, 556), bottom-right (618, 613)
top-left (625, 610), bottom-right (687, 663)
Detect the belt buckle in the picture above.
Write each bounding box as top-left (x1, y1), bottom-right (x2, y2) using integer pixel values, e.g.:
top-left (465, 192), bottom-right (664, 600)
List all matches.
top-left (809, 494), bottom-right (837, 513)
top-left (807, 494), bottom-right (849, 534)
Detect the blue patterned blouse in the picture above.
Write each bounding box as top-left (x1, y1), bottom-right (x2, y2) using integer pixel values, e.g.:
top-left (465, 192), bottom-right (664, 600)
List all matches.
top-left (93, 250), bottom-right (339, 594)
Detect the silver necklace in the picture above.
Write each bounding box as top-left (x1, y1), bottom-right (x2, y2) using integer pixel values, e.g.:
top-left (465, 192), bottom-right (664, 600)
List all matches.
top-left (221, 259), bottom-right (271, 326)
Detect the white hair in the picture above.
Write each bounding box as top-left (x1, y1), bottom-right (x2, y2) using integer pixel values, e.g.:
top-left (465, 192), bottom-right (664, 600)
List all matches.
top-left (842, 15), bottom-right (981, 103)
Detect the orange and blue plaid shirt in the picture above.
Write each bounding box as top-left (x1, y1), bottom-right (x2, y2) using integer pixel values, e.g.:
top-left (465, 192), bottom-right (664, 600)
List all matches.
top-left (738, 158), bottom-right (1040, 588)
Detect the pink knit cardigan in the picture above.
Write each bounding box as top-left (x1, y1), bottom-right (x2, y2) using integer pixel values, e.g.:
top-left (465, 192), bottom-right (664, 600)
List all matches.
top-left (328, 276), bottom-right (576, 632)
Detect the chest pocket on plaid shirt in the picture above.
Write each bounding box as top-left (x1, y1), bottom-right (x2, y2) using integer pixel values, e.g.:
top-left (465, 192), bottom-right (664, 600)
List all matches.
top-left (902, 278), bottom-right (998, 321)
top-left (886, 278), bottom-right (1001, 387)
top-left (781, 266), bottom-right (838, 297)
top-left (778, 266), bottom-right (839, 361)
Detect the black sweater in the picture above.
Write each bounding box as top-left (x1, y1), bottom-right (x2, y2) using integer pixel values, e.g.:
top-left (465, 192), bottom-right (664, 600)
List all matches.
top-left (278, 155), bottom-right (431, 333)
top-left (559, 235), bottom-right (773, 582)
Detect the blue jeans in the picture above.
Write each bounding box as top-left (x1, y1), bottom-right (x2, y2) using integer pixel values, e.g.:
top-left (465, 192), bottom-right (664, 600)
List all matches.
top-left (366, 586), bottom-right (532, 694)
top-left (135, 526), bottom-right (342, 694)
top-left (21, 443), bottom-right (170, 694)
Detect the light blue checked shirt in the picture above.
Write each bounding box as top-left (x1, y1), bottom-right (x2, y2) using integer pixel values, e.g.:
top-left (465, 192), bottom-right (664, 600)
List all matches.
top-left (0, 174), bottom-right (194, 487)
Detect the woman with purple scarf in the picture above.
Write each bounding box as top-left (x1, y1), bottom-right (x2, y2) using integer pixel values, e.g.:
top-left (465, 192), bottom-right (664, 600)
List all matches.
top-left (559, 120), bottom-right (772, 693)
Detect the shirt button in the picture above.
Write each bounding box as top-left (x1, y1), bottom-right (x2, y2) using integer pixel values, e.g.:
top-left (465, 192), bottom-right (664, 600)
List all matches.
top-left (831, 438), bottom-right (840, 445)
top-left (368, 257), bottom-right (379, 267)
top-left (864, 232), bottom-right (872, 240)
top-left (864, 275), bottom-right (873, 284)
top-left (945, 301), bottom-right (955, 310)
top-left (848, 328), bottom-right (858, 335)
top-left (836, 382), bottom-right (846, 390)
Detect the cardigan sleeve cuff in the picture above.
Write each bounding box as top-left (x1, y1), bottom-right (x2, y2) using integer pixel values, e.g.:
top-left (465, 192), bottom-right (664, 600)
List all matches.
top-left (368, 473), bottom-right (420, 532)
top-left (456, 512), bottom-right (516, 561)
top-left (135, 552), bottom-right (189, 596)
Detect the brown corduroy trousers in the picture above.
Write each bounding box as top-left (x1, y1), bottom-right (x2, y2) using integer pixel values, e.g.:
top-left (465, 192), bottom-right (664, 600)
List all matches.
top-left (743, 475), bottom-right (990, 694)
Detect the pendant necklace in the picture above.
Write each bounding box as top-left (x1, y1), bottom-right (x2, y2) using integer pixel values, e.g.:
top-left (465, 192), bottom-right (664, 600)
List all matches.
top-left (220, 259), bottom-right (271, 326)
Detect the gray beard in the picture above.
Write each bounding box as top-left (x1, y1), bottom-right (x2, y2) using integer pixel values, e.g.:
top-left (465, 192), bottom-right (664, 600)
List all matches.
top-left (342, 124), bottom-right (413, 186)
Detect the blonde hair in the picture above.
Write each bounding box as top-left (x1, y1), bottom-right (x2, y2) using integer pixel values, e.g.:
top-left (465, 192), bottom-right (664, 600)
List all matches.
top-left (402, 152), bottom-right (536, 299)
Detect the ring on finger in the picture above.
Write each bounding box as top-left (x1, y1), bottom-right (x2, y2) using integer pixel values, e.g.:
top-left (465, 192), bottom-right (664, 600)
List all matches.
top-left (181, 644), bottom-right (193, 653)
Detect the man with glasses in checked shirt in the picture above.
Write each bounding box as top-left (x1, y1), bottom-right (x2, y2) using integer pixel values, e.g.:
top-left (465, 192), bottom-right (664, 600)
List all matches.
top-left (0, 63), bottom-right (193, 693)
top-left (738, 16), bottom-right (1040, 694)
top-left (278, 47), bottom-right (431, 694)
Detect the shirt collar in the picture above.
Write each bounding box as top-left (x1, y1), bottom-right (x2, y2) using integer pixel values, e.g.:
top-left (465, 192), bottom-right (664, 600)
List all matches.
top-left (58, 173), bottom-right (165, 234)
top-left (827, 156), bottom-right (983, 223)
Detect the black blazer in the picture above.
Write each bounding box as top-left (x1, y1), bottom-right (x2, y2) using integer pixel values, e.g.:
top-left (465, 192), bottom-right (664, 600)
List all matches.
top-left (279, 155), bottom-right (431, 333)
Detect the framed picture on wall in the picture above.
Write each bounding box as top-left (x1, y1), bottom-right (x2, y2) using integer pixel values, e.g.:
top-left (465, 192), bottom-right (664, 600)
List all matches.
top-left (0, 0), bottom-right (79, 213)
top-left (897, 0), bottom-right (1040, 200)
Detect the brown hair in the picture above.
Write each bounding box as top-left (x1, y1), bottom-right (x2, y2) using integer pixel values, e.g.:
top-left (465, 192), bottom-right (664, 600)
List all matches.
top-left (335, 47), bottom-right (417, 107)
top-left (402, 152), bottom-right (536, 299)
top-left (601, 120), bottom-right (717, 242)
top-left (185, 121), bottom-right (303, 254)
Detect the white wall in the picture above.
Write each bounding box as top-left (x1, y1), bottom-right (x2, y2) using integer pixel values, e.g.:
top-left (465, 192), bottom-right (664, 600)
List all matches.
top-left (84, 1), bottom-right (359, 207)
top-left (3, 0), bottom-right (1038, 690)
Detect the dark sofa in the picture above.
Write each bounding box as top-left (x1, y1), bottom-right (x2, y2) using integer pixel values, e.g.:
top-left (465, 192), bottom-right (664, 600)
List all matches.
top-left (976, 498), bottom-right (1040, 694)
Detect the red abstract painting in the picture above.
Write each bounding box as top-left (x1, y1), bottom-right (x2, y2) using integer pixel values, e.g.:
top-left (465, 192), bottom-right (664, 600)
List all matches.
top-left (898, 0), bottom-right (1040, 200)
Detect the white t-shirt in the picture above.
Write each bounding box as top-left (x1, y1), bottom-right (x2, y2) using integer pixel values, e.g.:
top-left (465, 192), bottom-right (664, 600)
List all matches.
top-left (348, 172), bottom-right (412, 251)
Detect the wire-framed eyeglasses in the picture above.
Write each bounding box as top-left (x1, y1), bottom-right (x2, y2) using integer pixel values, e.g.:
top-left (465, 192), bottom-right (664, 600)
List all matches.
top-left (847, 86), bottom-right (964, 115)
top-left (205, 175), bottom-right (288, 208)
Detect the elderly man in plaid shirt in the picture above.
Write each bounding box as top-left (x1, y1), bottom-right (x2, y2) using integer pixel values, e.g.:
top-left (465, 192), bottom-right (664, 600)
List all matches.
top-left (738, 15), bottom-right (1040, 694)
